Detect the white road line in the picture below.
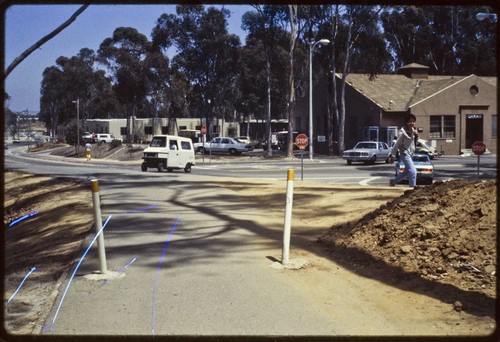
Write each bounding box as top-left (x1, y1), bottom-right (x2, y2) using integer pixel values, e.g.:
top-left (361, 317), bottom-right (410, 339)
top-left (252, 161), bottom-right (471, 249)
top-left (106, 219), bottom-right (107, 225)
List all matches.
top-left (359, 177), bottom-right (382, 186)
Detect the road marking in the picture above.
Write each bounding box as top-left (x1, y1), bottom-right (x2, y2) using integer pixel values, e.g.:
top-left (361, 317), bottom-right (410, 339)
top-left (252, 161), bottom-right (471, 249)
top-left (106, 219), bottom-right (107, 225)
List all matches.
top-left (359, 177), bottom-right (382, 186)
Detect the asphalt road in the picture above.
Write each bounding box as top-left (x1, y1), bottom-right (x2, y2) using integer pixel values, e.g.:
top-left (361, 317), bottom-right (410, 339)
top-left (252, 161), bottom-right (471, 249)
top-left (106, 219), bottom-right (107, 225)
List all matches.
top-left (5, 143), bottom-right (497, 186)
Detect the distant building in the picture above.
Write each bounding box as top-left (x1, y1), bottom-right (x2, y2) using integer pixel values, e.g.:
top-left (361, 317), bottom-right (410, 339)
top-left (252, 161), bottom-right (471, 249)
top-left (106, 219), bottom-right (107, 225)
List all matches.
top-left (73, 117), bottom-right (241, 143)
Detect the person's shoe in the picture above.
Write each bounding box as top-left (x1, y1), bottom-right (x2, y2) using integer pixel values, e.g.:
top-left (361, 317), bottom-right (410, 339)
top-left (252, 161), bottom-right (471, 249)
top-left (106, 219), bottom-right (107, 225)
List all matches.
top-left (389, 179), bottom-right (395, 187)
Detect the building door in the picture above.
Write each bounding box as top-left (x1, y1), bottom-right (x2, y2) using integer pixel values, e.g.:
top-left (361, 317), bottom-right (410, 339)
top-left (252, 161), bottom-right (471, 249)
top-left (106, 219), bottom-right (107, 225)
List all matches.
top-left (363, 126), bottom-right (379, 141)
top-left (465, 114), bottom-right (483, 148)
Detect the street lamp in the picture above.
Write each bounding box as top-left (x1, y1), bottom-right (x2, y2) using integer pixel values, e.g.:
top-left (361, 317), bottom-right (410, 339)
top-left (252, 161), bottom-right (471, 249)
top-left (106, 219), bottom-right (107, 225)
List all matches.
top-left (308, 38), bottom-right (330, 161)
top-left (476, 12), bottom-right (497, 21)
top-left (72, 99), bottom-right (80, 155)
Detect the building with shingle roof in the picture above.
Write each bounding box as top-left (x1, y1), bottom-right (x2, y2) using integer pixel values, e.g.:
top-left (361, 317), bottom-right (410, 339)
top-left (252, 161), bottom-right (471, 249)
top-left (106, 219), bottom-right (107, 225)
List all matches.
top-left (297, 63), bottom-right (497, 155)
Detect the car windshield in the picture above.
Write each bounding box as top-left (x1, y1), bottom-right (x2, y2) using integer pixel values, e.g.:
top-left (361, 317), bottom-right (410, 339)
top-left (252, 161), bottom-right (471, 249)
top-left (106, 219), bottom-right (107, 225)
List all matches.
top-left (355, 142), bottom-right (377, 149)
top-left (150, 137), bottom-right (166, 147)
top-left (413, 155), bottom-right (429, 162)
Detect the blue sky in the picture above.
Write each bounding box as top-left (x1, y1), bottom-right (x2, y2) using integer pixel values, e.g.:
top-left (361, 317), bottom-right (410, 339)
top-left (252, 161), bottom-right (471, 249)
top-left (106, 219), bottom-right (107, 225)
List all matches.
top-left (4, 4), bottom-right (252, 112)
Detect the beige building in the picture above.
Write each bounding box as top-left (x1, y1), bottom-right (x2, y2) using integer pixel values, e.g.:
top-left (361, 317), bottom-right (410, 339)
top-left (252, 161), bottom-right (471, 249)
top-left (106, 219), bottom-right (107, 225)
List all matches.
top-left (297, 63), bottom-right (497, 155)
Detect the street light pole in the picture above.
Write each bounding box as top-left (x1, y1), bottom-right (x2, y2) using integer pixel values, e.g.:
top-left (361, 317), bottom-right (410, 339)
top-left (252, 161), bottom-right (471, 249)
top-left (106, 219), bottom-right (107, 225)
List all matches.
top-left (308, 38), bottom-right (330, 161)
top-left (73, 99), bottom-right (80, 155)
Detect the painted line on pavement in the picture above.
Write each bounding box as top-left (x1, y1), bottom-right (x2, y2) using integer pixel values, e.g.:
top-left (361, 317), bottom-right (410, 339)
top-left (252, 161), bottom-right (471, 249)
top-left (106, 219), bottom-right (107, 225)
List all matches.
top-left (359, 177), bottom-right (382, 186)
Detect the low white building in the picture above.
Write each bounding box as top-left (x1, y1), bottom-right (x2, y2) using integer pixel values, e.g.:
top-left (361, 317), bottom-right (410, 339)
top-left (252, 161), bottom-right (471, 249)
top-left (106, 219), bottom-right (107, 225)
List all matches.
top-left (78, 117), bottom-right (240, 143)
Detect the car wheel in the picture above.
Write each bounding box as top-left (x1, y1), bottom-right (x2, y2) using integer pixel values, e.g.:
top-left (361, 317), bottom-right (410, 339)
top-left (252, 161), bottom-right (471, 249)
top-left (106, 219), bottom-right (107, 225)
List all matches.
top-left (229, 148), bottom-right (237, 155)
top-left (347, 160), bottom-right (352, 165)
top-left (157, 163), bottom-right (165, 172)
top-left (371, 155), bottom-right (377, 164)
top-left (141, 163), bottom-right (147, 172)
top-left (184, 163), bottom-right (192, 173)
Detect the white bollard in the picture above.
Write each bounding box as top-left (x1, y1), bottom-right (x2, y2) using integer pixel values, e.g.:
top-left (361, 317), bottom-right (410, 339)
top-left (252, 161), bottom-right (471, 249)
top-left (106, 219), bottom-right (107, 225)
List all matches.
top-left (90, 179), bottom-right (108, 273)
top-left (282, 169), bottom-right (294, 265)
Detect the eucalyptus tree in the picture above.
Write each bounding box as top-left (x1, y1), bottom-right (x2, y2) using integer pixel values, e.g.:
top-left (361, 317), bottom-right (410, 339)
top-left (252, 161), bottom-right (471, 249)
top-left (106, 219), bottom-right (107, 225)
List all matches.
top-left (241, 5), bottom-right (290, 155)
top-left (40, 66), bottom-right (65, 141)
top-left (39, 48), bottom-right (115, 141)
top-left (98, 27), bottom-right (159, 142)
top-left (381, 5), bottom-right (497, 75)
top-left (313, 5), bottom-right (389, 154)
top-left (152, 5), bottom-right (241, 139)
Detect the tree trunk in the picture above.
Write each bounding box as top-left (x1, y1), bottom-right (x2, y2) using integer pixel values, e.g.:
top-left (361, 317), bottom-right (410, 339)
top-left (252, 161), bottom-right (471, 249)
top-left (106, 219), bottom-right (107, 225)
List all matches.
top-left (286, 5), bottom-right (298, 158)
top-left (265, 59), bottom-right (273, 157)
top-left (338, 11), bottom-right (354, 154)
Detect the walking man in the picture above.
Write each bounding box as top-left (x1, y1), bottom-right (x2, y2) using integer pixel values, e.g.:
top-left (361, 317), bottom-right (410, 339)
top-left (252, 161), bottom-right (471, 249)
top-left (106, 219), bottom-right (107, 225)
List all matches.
top-left (389, 114), bottom-right (418, 187)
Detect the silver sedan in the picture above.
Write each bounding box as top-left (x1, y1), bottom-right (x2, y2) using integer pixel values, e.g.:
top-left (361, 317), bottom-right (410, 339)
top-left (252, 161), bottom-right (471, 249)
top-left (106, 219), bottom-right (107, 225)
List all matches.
top-left (342, 141), bottom-right (391, 165)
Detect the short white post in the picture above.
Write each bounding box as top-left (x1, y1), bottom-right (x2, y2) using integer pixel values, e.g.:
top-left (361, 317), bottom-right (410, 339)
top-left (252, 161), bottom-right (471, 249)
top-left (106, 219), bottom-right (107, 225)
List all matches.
top-left (90, 179), bottom-right (108, 273)
top-left (282, 169), bottom-right (294, 265)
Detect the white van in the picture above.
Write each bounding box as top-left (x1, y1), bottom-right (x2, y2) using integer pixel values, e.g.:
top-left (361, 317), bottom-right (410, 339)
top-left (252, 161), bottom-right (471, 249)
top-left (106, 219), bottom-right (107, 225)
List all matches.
top-left (141, 135), bottom-right (195, 173)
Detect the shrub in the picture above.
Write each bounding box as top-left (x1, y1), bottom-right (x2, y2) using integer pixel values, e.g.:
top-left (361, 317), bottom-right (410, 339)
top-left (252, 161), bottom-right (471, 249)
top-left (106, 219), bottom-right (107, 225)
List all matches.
top-left (110, 139), bottom-right (122, 148)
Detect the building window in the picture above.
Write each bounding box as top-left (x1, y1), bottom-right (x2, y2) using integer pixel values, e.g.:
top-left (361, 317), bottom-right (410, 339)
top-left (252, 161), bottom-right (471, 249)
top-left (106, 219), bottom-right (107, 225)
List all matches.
top-left (430, 115), bottom-right (455, 139)
top-left (145, 126), bottom-right (153, 135)
top-left (120, 127), bottom-right (127, 135)
top-left (493, 115), bottom-right (497, 138)
top-left (161, 126), bottom-right (168, 134)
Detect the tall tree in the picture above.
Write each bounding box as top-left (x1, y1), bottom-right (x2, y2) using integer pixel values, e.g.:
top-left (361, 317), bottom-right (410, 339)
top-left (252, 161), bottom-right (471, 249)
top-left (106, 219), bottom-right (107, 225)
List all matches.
top-left (242, 5), bottom-right (290, 155)
top-left (285, 5), bottom-right (298, 158)
top-left (39, 48), bottom-right (115, 140)
top-left (381, 6), bottom-right (496, 75)
top-left (152, 5), bottom-right (241, 139)
top-left (98, 27), bottom-right (154, 142)
top-left (314, 5), bottom-right (388, 154)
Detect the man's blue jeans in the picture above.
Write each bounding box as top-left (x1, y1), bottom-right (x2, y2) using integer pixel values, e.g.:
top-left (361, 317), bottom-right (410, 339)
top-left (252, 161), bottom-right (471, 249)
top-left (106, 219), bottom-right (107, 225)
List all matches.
top-left (395, 153), bottom-right (417, 187)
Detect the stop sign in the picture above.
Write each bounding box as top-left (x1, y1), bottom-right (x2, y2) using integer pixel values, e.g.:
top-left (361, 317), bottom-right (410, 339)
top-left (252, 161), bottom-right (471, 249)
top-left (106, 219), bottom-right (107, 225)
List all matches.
top-left (295, 134), bottom-right (309, 150)
top-left (471, 141), bottom-right (486, 155)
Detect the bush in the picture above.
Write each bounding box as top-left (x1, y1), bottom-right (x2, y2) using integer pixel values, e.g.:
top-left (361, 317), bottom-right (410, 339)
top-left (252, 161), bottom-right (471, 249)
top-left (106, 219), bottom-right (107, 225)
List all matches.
top-left (110, 139), bottom-right (122, 148)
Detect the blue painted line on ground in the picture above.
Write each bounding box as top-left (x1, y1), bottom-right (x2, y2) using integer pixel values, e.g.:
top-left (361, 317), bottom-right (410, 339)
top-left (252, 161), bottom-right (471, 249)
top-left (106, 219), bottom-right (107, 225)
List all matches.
top-left (151, 215), bottom-right (181, 336)
top-left (99, 257), bottom-right (137, 286)
top-left (7, 267), bottom-right (37, 304)
top-left (8, 210), bottom-right (39, 228)
top-left (47, 215), bottom-right (113, 332)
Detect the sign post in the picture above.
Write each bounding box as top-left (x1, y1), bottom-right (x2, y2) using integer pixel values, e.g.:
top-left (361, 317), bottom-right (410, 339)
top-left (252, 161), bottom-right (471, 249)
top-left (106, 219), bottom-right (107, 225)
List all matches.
top-left (201, 126), bottom-right (206, 163)
top-left (471, 141), bottom-right (486, 178)
top-left (295, 134), bottom-right (309, 180)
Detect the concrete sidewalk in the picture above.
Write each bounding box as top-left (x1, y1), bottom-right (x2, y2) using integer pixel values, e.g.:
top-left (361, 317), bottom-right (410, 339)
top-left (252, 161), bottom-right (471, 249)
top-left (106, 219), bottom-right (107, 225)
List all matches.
top-left (35, 173), bottom-right (339, 336)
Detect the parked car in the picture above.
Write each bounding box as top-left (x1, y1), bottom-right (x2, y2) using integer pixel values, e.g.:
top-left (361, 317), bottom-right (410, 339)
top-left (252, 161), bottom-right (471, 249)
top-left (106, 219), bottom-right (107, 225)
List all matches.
top-left (95, 133), bottom-right (121, 143)
top-left (235, 136), bottom-right (251, 145)
top-left (194, 137), bottom-right (253, 155)
top-left (395, 153), bottom-right (434, 184)
top-left (342, 141), bottom-right (391, 165)
top-left (415, 139), bottom-right (440, 159)
top-left (82, 132), bottom-right (95, 143)
top-left (262, 131), bottom-right (299, 151)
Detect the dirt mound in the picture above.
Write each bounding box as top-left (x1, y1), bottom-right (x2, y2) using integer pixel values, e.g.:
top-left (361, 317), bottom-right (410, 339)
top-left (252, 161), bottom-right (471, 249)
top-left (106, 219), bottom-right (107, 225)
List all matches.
top-left (3, 172), bottom-right (94, 334)
top-left (319, 179), bottom-right (497, 299)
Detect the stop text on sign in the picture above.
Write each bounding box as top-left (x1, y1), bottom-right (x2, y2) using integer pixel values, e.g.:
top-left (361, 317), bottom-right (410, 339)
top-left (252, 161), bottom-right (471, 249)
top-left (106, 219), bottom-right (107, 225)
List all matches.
top-left (295, 134), bottom-right (308, 150)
